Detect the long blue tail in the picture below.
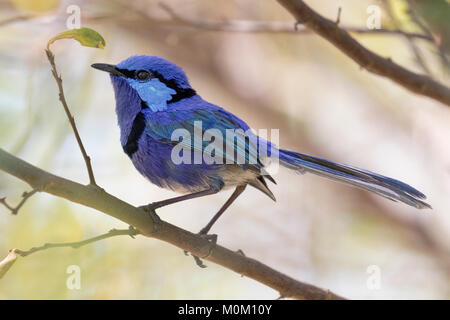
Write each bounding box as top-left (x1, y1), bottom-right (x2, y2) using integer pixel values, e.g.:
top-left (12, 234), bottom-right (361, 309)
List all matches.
top-left (278, 149), bottom-right (430, 209)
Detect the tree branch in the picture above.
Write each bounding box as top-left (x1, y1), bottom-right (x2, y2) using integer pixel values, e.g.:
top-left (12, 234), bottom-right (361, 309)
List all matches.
top-left (13, 227), bottom-right (139, 257)
top-left (0, 147), bottom-right (344, 300)
top-left (45, 49), bottom-right (97, 186)
top-left (277, 0), bottom-right (450, 107)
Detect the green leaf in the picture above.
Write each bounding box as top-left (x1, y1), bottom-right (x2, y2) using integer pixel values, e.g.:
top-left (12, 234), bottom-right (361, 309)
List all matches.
top-left (47, 27), bottom-right (106, 50)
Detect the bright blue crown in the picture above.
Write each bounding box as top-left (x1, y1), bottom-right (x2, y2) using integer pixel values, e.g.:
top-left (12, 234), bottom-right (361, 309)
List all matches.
top-left (116, 55), bottom-right (191, 89)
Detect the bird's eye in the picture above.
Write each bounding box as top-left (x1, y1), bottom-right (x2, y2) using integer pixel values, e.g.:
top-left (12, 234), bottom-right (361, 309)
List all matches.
top-left (136, 70), bottom-right (151, 80)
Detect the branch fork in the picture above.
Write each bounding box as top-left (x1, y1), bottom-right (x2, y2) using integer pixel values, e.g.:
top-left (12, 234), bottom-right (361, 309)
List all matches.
top-left (0, 189), bottom-right (37, 215)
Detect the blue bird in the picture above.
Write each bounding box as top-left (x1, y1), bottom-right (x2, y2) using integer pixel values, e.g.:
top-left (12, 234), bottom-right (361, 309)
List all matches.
top-left (92, 55), bottom-right (430, 236)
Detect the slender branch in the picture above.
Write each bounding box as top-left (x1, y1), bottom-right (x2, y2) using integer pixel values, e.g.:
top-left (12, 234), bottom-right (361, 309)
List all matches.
top-left (381, 0), bottom-right (432, 76)
top-left (45, 49), bottom-right (97, 186)
top-left (0, 148), bottom-right (344, 300)
top-left (0, 189), bottom-right (37, 215)
top-left (405, 0), bottom-right (433, 39)
top-left (405, 0), bottom-right (450, 70)
top-left (277, 0), bottom-right (450, 107)
top-left (157, 3), bottom-right (432, 40)
top-left (13, 227), bottom-right (139, 257)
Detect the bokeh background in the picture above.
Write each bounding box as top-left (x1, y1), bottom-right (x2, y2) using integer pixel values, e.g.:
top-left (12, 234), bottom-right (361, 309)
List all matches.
top-left (0, 0), bottom-right (449, 299)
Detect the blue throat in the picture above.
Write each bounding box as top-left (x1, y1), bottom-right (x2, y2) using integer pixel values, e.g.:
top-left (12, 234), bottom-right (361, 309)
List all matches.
top-left (127, 78), bottom-right (176, 112)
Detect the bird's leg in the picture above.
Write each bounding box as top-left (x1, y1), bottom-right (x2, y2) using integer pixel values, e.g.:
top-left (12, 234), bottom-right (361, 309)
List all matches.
top-left (139, 186), bottom-right (222, 212)
top-left (139, 187), bottom-right (223, 235)
top-left (186, 185), bottom-right (247, 268)
top-left (198, 184), bottom-right (247, 236)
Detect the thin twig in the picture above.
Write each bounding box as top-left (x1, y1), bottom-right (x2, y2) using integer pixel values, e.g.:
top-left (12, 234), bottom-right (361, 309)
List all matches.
top-left (0, 190), bottom-right (37, 215)
top-left (335, 7), bottom-right (342, 25)
top-left (406, 0), bottom-right (433, 39)
top-left (14, 227), bottom-right (140, 257)
top-left (381, 0), bottom-right (432, 76)
top-left (156, 3), bottom-right (432, 40)
top-left (45, 49), bottom-right (97, 186)
top-left (405, 0), bottom-right (450, 71)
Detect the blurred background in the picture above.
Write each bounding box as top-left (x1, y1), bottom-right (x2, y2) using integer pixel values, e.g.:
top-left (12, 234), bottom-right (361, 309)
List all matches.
top-left (0, 0), bottom-right (449, 299)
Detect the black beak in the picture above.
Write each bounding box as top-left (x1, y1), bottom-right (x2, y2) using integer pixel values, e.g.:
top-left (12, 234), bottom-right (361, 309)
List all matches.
top-left (91, 63), bottom-right (125, 77)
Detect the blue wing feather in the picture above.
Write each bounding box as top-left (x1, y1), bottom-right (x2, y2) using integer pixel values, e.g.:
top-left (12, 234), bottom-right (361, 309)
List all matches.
top-left (142, 103), bottom-right (262, 168)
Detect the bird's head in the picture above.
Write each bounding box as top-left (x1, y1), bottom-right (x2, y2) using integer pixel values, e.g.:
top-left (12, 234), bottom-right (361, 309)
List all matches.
top-left (92, 55), bottom-right (196, 112)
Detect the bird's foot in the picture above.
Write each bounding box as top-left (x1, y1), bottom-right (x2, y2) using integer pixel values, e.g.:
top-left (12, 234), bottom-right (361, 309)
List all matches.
top-left (138, 204), bottom-right (162, 234)
top-left (138, 201), bottom-right (164, 212)
top-left (198, 229), bottom-right (218, 244)
top-left (184, 230), bottom-right (218, 268)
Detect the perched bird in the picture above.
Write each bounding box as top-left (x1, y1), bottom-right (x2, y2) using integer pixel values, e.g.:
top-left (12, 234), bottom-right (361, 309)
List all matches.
top-left (92, 55), bottom-right (430, 236)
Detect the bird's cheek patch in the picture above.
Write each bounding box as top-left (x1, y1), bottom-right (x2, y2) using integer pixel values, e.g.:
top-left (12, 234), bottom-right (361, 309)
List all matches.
top-left (127, 78), bottom-right (176, 112)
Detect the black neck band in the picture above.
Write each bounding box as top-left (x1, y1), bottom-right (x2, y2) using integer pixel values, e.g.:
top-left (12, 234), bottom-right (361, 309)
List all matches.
top-left (116, 67), bottom-right (197, 104)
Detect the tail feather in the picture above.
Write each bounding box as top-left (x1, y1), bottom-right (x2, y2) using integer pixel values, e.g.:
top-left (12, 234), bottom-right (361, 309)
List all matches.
top-left (249, 176), bottom-right (276, 201)
top-left (278, 149), bottom-right (431, 209)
